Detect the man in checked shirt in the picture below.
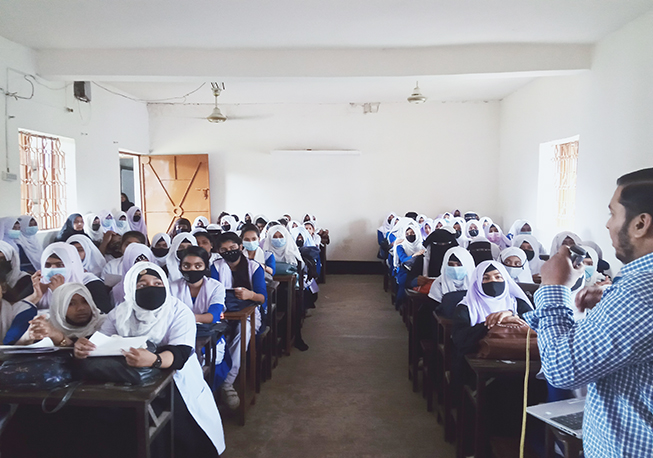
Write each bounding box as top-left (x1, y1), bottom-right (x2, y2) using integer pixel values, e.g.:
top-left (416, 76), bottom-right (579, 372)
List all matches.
top-left (519, 168), bottom-right (653, 457)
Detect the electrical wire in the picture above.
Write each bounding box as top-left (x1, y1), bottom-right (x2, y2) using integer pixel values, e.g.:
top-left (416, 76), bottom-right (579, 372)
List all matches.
top-left (92, 81), bottom-right (207, 104)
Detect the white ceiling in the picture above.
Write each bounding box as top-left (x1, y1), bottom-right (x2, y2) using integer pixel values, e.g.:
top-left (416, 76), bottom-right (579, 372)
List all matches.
top-left (1, 0), bottom-right (652, 49)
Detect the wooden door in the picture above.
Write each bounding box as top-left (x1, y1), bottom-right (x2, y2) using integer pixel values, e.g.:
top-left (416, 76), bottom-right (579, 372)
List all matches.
top-left (139, 154), bottom-right (211, 238)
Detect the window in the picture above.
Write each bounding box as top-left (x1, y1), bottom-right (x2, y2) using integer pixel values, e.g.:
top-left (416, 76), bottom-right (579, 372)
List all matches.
top-left (19, 130), bottom-right (67, 230)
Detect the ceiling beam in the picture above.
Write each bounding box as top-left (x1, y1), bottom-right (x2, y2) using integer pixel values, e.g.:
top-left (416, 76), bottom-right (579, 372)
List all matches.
top-left (37, 43), bottom-right (592, 81)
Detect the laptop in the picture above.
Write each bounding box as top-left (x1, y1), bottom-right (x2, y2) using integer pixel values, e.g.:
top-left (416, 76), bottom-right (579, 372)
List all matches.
top-left (527, 398), bottom-right (585, 439)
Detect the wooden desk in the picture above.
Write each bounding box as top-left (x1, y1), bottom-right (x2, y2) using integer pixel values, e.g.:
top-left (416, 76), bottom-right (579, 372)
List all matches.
top-left (462, 357), bottom-right (542, 458)
top-left (273, 274), bottom-right (297, 356)
top-left (406, 290), bottom-right (427, 392)
top-left (545, 423), bottom-right (583, 458)
top-left (0, 369), bottom-right (175, 458)
top-left (224, 306), bottom-right (257, 426)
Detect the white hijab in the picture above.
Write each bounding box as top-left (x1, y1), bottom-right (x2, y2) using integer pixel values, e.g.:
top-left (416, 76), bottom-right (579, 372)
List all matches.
top-left (98, 210), bottom-right (117, 234)
top-left (393, 220), bottom-right (423, 269)
top-left (460, 260), bottom-right (531, 327)
top-left (581, 245), bottom-right (601, 287)
top-left (0, 241), bottom-right (29, 288)
top-left (507, 219), bottom-right (533, 239)
top-left (499, 247), bottom-right (534, 283)
top-left (0, 217), bottom-right (19, 252)
top-left (39, 242), bottom-right (90, 309)
top-left (112, 243), bottom-right (155, 306)
top-left (126, 206), bottom-right (148, 238)
top-left (50, 282), bottom-right (105, 339)
top-left (484, 223), bottom-right (511, 250)
top-left (193, 216), bottom-right (209, 230)
top-left (150, 233), bottom-right (171, 267)
top-left (512, 234), bottom-right (544, 275)
top-left (166, 233), bottom-right (198, 281)
top-left (428, 247), bottom-right (475, 302)
top-left (464, 220), bottom-right (483, 240)
top-left (84, 213), bottom-right (103, 243)
top-left (261, 225), bottom-right (301, 265)
top-left (113, 262), bottom-right (174, 345)
top-left (114, 211), bottom-right (131, 236)
top-left (219, 215), bottom-right (238, 234)
top-left (67, 234), bottom-right (107, 277)
top-left (550, 231), bottom-right (582, 257)
top-left (290, 226), bottom-right (317, 248)
top-left (16, 215), bottom-right (42, 271)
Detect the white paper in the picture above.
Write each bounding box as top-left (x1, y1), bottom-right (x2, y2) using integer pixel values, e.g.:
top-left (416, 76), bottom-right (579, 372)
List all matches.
top-left (88, 332), bottom-right (148, 357)
top-left (28, 337), bottom-right (55, 348)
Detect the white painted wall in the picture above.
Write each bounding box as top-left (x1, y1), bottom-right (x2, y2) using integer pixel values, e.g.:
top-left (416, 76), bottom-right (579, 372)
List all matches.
top-left (499, 10), bottom-right (653, 271)
top-left (149, 100), bottom-right (501, 261)
top-left (0, 35), bottom-right (149, 219)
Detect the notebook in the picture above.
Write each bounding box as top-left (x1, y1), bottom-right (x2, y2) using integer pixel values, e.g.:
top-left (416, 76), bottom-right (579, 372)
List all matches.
top-left (527, 398), bottom-right (585, 439)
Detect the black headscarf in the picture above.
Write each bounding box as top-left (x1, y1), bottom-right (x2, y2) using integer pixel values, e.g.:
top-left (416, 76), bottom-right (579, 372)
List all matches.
top-left (468, 240), bottom-right (493, 265)
top-left (55, 213), bottom-right (88, 242)
top-left (423, 229), bottom-right (459, 277)
top-left (405, 212), bottom-right (418, 220)
top-left (121, 193), bottom-right (135, 212)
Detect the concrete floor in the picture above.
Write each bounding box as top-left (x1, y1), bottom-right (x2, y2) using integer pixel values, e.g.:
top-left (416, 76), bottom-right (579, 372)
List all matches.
top-left (221, 274), bottom-right (455, 458)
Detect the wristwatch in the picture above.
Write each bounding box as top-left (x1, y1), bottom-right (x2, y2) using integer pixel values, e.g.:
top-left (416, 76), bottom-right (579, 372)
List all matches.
top-left (151, 354), bottom-right (163, 369)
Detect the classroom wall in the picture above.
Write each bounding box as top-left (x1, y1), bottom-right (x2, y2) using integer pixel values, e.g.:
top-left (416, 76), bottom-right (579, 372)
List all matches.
top-left (0, 35), bottom-right (149, 219)
top-left (498, 10), bottom-right (653, 271)
top-left (149, 100), bottom-right (501, 261)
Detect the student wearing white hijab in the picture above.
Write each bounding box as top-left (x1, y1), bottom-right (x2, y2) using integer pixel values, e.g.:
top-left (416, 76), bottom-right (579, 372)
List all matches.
top-left (393, 220), bottom-right (425, 309)
top-left (27, 282), bottom-right (105, 346)
top-left (219, 215), bottom-right (238, 234)
top-left (38, 242), bottom-right (111, 313)
top-left (499, 247), bottom-right (534, 283)
top-left (451, 217), bottom-right (469, 248)
top-left (150, 232), bottom-right (171, 267)
top-left (428, 247), bottom-right (475, 303)
top-left (15, 215), bottom-right (42, 273)
top-left (484, 223), bottom-right (511, 250)
top-left (165, 233), bottom-right (198, 281)
top-left (511, 234), bottom-right (545, 277)
top-left (464, 220), bottom-right (483, 241)
top-left (114, 211), bottom-right (131, 236)
top-left (111, 243), bottom-right (155, 306)
top-left (479, 216), bottom-right (493, 231)
top-left (261, 225), bottom-right (302, 267)
top-left (0, 217), bottom-right (20, 252)
top-left (241, 224), bottom-right (276, 275)
top-left (549, 231), bottom-right (582, 257)
top-left (74, 262), bottom-right (226, 456)
top-left (303, 221), bottom-right (322, 247)
top-left (0, 241), bottom-right (32, 303)
top-left (98, 210), bottom-right (117, 234)
top-left (66, 234), bottom-right (107, 277)
top-left (507, 219), bottom-right (533, 239)
top-left (193, 216), bottom-right (209, 230)
top-left (84, 213), bottom-right (104, 244)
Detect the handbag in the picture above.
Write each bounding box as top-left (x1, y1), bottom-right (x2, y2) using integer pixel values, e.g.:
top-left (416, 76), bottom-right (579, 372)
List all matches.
top-left (476, 323), bottom-right (539, 360)
top-left (275, 262), bottom-right (298, 276)
top-left (224, 290), bottom-right (258, 312)
top-left (0, 353), bottom-right (74, 391)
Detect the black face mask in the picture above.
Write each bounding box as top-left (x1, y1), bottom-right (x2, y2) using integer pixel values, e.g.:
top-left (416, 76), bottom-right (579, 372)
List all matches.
top-left (151, 247), bottom-right (169, 258)
top-left (92, 223), bottom-right (101, 231)
top-left (469, 229), bottom-right (479, 237)
top-left (455, 230), bottom-right (462, 238)
top-left (0, 260), bottom-right (11, 282)
top-left (135, 286), bottom-right (167, 310)
top-left (406, 234), bottom-right (416, 243)
top-left (221, 225), bottom-right (231, 232)
top-left (482, 281), bottom-right (505, 297)
top-left (221, 249), bottom-right (241, 263)
top-left (296, 238), bottom-right (304, 248)
top-left (523, 249), bottom-right (535, 261)
top-left (182, 270), bottom-right (206, 284)
top-left (133, 215), bottom-right (141, 222)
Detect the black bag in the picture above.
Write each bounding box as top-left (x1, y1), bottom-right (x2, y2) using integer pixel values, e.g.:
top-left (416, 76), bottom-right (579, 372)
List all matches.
top-left (224, 289), bottom-right (258, 312)
top-left (299, 246), bottom-right (320, 281)
top-left (196, 321), bottom-right (229, 339)
top-left (0, 353), bottom-right (74, 391)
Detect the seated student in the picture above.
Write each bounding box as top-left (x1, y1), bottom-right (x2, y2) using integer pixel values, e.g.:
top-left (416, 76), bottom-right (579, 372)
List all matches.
top-left (420, 218), bottom-right (433, 239)
top-left (303, 220), bottom-right (321, 247)
top-left (150, 232), bottom-right (171, 267)
top-left (511, 234), bottom-right (545, 282)
top-left (254, 215), bottom-right (268, 233)
top-left (431, 217), bottom-right (446, 231)
top-left (422, 228), bottom-right (459, 277)
top-left (478, 216), bottom-right (493, 231)
top-left (485, 222), bottom-right (511, 250)
top-left (308, 214), bottom-right (331, 246)
top-left (98, 210), bottom-right (117, 234)
top-left (193, 216), bottom-right (209, 230)
top-left (84, 213), bottom-right (104, 245)
top-left (405, 211), bottom-right (418, 221)
top-left (451, 217), bottom-right (469, 248)
top-left (428, 247), bottom-right (475, 313)
top-left (120, 192), bottom-right (134, 212)
top-left (27, 282), bottom-right (105, 347)
top-left (508, 218), bottom-right (548, 255)
top-left (291, 225), bottom-right (321, 308)
top-left (55, 213), bottom-right (87, 242)
top-left (74, 263), bottom-right (226, 456)
top-left (99, 229), bottom-right (122, 259)
top-left (499, 247), bottom-right (534, 283)
top-left (393, 220), bottom-right (425, 309)
top-left (0, 241), bottom-right (33, 303)
top-left (452, 261), bottom-right (533, 358)
top-left (67, 234), bottom-right (107, 277)
top-left (1, 271), bottom-right (40, 345)
top-left (416, 214), bottom-right (427, 225)
top-left (219, 215), bottom-right (238, 234)
top-left (464, 220), bottom-right (483, 241)
top-left (192, 229), bottom-right (219, 264)
top-left (210, 232), bottom-right (267, 409)
top-left (452, 209), bottom-right (461, 218)
top-left (549, 230), bottom-right (582, 255)
top-left (100, 230), bottom-right (147, 288)
top-left (114, 211), bottom-right (130, 236)
top-left (0, 217), bottom-right (19, 250)
top-left (15, 215), bottom-right (42, 274)
top-left (464, 211), bottom-right (479, 222)
top-left (261, 225), bottom-right (302, 273)
top-left (125, 206), bottom-right (148, 239)
top-left (241, 224), bottom-right (275, 276)
top-left (166, 233), bottom-right (197, 281)
top-left (168, 217), bottom-right (192, 238)
top-left (38, 243), bottom-right (112, 313)
top-left (111, 243), bottom-right (155, 306)
top-left (287, 220), bottom-right (301, 231)
top-left (467, 237), bottom-right (497, 265)
top-left (243, 213), bottom-right (253, 225)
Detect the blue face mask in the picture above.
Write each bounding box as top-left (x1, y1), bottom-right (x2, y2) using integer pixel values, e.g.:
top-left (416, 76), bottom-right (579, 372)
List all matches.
top-left (117, 220), bottom-right (128, 229)
top-left (584, 265), bottom-right (596, 281)
top-left (42, 267), bottom-right (66, 282)
top-left (445, 265), bottom-right (467, 281)
top-left (243, 240), bottom-right (259, 252)
top-left (505, 265), bottom-right (523, 280)
top-left (271, 237), bottom-right (286, 248)
top-left (520, 231), bottom-right (532, 235)
top-left (25, 226), bottom-right (38, 236)
top-left (8, 229), bottom-right (21, 240)
top-left (102, 219), bottom-right (112, 228)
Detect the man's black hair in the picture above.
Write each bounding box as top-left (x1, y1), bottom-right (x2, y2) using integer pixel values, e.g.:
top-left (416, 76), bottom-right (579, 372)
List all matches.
top-left (619, 181), bottom-right (653, 231)
top-left (122, 231), bottom-right (146, 245)
top-left (216, 231), bottom-right (242, 248)
top-left (240, 223), bottom-right (260, 237)
top-left (617, 167), bottom-right (653, 186)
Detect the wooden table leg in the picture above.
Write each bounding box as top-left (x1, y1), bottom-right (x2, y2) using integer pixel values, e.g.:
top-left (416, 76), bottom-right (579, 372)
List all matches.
top-left (135, 404), bottom-right (150, 458)
top-left (238, 316), bottom-right (247, 426)
top-left (474, 375), bottom-right (486, 458)
top-left (250, 310), bottom-right (257, 406)
top-left (169, 380), bottom-right (175, 458)
top-left (285, 279), bottom-right (293, 356)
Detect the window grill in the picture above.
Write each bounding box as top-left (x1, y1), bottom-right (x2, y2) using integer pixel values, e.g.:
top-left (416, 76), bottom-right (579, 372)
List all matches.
top-left (553, 140), bottom-right (579, 229)
top-left (19, 131), bottom-right (67, 230)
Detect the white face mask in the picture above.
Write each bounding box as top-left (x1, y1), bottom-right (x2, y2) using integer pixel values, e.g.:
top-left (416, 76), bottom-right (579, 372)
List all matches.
top-left (504, 265), bottom-right (523, 280)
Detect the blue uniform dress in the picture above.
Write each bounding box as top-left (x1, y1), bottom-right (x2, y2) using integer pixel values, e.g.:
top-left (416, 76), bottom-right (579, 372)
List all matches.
top-left (264, 251), bottom-right (276, 275)
top-left (394, 245), bottom-right (414, 308)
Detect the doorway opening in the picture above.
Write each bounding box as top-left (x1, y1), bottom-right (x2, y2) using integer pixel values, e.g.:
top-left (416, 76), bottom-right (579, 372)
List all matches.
top-left (119, 152), bottom-right (141, 211)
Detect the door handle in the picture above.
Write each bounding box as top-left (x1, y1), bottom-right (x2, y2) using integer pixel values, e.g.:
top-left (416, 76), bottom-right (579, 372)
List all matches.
top-left (196, 188), bottom-right (210, 200)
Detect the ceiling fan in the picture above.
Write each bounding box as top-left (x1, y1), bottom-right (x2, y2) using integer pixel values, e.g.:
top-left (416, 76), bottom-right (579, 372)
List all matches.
top-left (207, 82), bottom-right (227, 123)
